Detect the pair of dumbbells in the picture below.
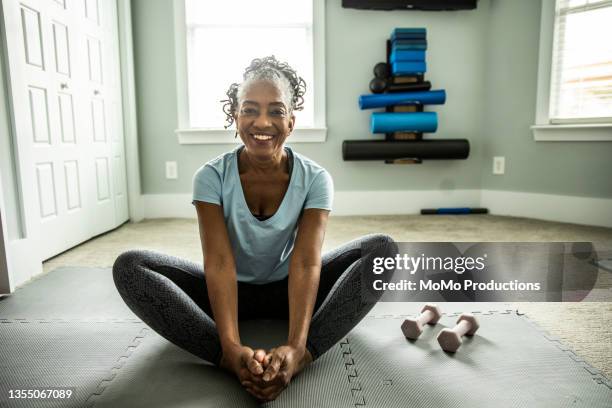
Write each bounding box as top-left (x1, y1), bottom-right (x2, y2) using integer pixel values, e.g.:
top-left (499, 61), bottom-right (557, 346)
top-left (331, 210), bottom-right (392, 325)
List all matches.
top-left (401, 304), bottom-right (479, 352)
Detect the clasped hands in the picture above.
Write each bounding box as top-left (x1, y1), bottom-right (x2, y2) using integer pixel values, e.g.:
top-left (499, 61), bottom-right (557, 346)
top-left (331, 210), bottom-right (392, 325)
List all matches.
top-left (220, 343), bottom-right (310, 402)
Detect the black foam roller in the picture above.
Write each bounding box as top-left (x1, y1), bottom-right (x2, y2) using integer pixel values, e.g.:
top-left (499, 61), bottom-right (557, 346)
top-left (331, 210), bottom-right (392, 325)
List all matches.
top-left (387, 81), bottom-right (432, 93)
top-left (342, 139), bottom-right (470, 161)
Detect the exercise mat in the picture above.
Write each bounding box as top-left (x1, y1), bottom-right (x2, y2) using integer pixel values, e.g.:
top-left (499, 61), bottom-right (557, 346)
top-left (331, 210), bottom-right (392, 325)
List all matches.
top-left (2, 267), bottom-right (610, 407)
top-left (0, 319), bottom-right (148, 407)
top-left (359, 90), bottom-right (446, 109)
top-left (343, 139), bottom-right (470, 161)
top-left (0, 268), bottom-right (612, 408)
top-left (36, 311), bottom-right (612, 407)
top-left (0, 267), bottom-right (137, 320)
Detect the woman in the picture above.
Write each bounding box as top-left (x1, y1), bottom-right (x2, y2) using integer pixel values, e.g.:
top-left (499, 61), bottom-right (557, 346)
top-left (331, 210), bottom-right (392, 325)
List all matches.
top-left (113, 56), bottom-right (395, 402)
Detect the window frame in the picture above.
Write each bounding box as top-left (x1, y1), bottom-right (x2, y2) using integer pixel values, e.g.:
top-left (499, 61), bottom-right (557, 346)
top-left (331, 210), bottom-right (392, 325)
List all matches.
top-left (173, 0), bottom-right (327, 144)
top-left (531, 0), bottom-right (612, 141)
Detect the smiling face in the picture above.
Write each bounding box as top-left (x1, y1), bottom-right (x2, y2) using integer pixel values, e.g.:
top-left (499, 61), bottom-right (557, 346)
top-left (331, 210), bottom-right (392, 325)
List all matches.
top-left (235, 79), bottom-right (295, 161)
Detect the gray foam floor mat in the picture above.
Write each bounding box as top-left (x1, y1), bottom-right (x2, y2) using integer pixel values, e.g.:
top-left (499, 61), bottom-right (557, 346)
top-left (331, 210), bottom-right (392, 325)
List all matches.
top-left (0, 267), bottom-right (136, 319)
top-left (1, 267), bottom-right (611, 407)
top-left (0, 320), bottom-right (147, 407)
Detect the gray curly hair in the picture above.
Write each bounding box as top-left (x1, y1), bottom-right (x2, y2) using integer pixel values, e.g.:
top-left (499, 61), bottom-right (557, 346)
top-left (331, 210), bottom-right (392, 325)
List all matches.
top-left (221, 55), bottom-right (306, 129)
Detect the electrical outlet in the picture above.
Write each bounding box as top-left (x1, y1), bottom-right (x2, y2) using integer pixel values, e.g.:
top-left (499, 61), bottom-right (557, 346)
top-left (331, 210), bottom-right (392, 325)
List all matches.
top-left (165, 161), bottom-right (178, 179)
top-left (493, 156), bottom-right (505, 175)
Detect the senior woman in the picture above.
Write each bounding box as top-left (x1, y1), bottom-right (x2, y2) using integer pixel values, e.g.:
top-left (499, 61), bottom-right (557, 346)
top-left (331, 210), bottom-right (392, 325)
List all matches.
top-left (113, 56), bottom-right (395, 402)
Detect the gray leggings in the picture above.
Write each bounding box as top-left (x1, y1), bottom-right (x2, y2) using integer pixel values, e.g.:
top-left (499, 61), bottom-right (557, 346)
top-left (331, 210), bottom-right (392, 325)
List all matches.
top-left (112, 233), bottom-right (395, 365)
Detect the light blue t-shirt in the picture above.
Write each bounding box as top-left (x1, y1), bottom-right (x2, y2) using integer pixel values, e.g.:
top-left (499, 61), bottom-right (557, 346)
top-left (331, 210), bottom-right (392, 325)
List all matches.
top-left (192, 145), bottom-right (334, 284)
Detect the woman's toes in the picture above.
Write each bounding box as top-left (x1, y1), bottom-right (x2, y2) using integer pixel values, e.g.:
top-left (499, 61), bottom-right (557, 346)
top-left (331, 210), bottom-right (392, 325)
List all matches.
top-left (253, 349), bottom-right (266, 364)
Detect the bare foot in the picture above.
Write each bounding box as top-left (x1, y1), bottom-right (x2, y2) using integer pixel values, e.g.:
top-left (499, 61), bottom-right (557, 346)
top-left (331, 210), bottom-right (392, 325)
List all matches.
top-left (241, 346), bottom-right (313, 402)
top-left (219, 344), bottom-right (264, 383)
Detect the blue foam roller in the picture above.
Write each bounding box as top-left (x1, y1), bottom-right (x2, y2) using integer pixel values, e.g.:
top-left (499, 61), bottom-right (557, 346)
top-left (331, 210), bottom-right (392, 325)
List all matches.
top-left (371, 112), bottom-right (438, 133)
top-left (438, 208), bottom-right (471, 214)
top-left (359, 90), bottom-right (446, 110)
top-left (392, 61), bottom-right (427, 75)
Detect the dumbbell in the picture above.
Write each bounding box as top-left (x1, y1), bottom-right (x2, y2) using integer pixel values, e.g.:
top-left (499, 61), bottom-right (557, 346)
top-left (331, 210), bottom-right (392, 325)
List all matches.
top-left (436, 313), bottom-right (479, 352)
top-left (401, 304), bottom-right (442, 340)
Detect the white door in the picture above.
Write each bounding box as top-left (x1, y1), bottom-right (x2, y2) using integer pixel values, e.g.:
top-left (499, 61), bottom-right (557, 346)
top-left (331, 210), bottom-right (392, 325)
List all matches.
top-left (1, 0), bottom-right (128, 262)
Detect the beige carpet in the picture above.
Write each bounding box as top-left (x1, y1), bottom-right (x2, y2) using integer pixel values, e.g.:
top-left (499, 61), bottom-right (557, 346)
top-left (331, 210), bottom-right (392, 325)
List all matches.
top-left (41, 215), bottom-right (612, 378)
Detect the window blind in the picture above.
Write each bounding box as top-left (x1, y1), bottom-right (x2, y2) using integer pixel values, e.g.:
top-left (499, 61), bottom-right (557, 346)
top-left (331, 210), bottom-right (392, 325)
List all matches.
top-left (549, 0), bottom-right (612, 123)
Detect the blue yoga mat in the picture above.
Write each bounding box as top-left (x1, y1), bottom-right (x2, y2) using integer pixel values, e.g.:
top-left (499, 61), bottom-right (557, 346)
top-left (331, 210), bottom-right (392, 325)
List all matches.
top-left (389, 50), bottom-right (426, 64)
top-left (391, 33), bottom-right (427, 42)
top-left (393, 43), bottom-right (428, 50)
top-left (371, 112), bottom-right (438, 133)
top-left (359, 90), bottom-right (446, 109)
top-left (392, 61), bottom-right (427, 75)
top-left (392, 27), bottom-right (426, 36)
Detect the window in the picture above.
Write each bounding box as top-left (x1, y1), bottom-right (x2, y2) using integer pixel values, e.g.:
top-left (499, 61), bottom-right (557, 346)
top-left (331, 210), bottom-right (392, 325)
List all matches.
top-left (174, 0), bottom-right (326, 144)
top-left (532, 0), bottom-right (612, 141)
top-left (549, 0), bottom-right (612, 123)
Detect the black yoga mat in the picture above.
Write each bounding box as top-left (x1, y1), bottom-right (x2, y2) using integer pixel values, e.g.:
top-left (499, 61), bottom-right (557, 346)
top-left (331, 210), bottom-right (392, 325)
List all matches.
top-left (343, 139), bottom-right (470, 161)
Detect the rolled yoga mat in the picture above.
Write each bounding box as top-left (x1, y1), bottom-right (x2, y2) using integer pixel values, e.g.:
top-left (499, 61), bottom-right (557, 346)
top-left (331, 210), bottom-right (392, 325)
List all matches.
top-left (387, 81), bottom-right (432, 93)
top-left (342, 139), bottom-right (470, 161)
top-left (371, 112), bottom-right (438, 133)
top-left (359, 90), bottom-right (446, 109)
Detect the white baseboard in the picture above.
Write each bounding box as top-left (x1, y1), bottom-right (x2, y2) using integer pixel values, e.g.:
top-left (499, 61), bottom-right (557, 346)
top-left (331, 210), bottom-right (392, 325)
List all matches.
top-left (6, 238), bottom-right (43, 291)
top-left (142, 190), bottom-right (612, 228)
top-left (332, 189), bottom-right (481, 216)
top-left (481, 190), bottom-right (612, 228)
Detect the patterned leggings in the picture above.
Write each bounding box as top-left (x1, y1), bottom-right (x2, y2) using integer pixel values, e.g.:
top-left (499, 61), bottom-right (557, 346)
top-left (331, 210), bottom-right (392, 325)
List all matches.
top-left (112, 233), bottom-right (395, 365)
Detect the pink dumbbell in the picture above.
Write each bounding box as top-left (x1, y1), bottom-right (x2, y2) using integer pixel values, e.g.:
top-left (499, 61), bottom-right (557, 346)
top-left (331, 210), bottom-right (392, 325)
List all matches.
top-left (436, 313), bottom-right (479, 352)
top-left (401, 304), bottom-right (442, 340)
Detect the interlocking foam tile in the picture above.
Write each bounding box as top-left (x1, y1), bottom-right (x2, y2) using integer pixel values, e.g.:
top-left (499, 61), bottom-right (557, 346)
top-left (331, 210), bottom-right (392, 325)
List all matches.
top-left (90, 312), bottom-right (612, 408)
top-left (91, 321), bottom-right (351, 408)
top-left (1, 268), bottom-right (610, 407)
top-left (341, 313), bottom-right (611, 408)
top-left (0, 320), bottom-right (148, 408)
top-left (0, 267), bottom-right (136, 320)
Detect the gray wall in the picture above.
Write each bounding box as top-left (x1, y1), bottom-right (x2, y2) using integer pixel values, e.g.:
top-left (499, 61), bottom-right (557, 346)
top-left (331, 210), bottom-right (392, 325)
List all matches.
top-left (481, 0), bottom-right (612, 198)
top-left (2, 0), bottom-right (606, 211)
top-left (132, 0), bottom-right (490, 194)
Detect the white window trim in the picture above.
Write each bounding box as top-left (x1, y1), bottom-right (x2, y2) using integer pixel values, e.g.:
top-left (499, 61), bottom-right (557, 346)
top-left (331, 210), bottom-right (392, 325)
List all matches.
top-left (531, 0), bottom-right (612, 142)
top-left (173, 0), bottom-right (327, 144)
